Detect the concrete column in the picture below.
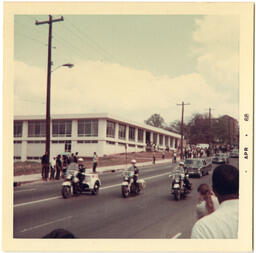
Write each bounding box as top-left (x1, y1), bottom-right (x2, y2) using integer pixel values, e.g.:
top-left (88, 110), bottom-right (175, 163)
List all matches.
top-left (71, 120), bottom-right (78, 153)
top-left (115, 122), bottom-right (119, 141)
top-left (125, 125), bottom-right (129, 142)
top-left (21, 141), bottom-right (27, 161)
top-left (150, 132), bottom-right (153, 144)
top-left (156, 134), bottom-right (159, 146)
top-left (21, 121), bottom-right (28, 161)
top-left (143, 130), bottom-right (146, 144)
top-left (98, 119), bottom-right (107, 139)
top-left (98, 119), bottom-right (107, 156)
top-left (135, 128), bottom-right (138, 152)
top-left (135, 128), bottom-right (138, 142)
top-left (22, 120), bottom-right (28, 138)
top-left (170, 137), bottom-right (174, 148)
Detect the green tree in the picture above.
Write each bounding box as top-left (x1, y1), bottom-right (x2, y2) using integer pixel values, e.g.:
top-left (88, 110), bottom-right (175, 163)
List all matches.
top-left (145, 114), bottom-right (165, 128)
top-left (186, 113), bottom-right (210, 144)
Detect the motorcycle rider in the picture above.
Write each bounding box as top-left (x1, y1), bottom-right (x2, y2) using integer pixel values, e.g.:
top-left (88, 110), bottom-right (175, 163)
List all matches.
top-left (130, 159), bottom-right (139, 186)
top-left (76, 158), bottom-right (86, 191)
top-left (172, 162), bottom-right (191, 191)
top-left (179, 162), bottom-right (192, 191)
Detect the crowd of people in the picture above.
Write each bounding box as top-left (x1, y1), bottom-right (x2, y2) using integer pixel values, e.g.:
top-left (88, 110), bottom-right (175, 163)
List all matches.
top-left (40, 151), bottom-right (98, 181)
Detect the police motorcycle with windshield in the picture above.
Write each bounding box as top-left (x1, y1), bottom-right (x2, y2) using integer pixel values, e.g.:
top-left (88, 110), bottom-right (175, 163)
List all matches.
top-left (121, 160), bottom-right (145, 198)
top-left (169, 162), bottom-right (192, 201)
top-left (61, 158), bottom-right (101, 199)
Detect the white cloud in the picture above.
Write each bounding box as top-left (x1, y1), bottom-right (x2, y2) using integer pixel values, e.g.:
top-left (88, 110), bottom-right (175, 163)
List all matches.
top-left (192, 15), bottom-right (239, 105)
top-left (14, 59), bottom-right (238, 124)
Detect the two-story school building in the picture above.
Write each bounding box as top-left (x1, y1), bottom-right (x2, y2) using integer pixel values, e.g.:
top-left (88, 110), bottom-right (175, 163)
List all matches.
top-left (14, 113), bottom-right (181, 162)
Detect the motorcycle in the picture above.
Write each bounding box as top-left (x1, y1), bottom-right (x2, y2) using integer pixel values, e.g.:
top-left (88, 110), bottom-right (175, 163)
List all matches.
top-left (61, 163), bottom-right (101, 199)
top-left (169, 172), bottom-right (191, 201)
top-left (121, 169), bottom-right (145, 198)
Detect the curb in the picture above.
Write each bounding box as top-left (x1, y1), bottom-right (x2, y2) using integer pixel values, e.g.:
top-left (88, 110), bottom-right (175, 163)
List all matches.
top-left (14, 159), bottom-right (175, 186)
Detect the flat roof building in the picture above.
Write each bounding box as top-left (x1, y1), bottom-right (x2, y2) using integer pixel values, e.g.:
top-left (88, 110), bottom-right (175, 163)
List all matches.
top-left (14, 113), bottom-right (181, 162)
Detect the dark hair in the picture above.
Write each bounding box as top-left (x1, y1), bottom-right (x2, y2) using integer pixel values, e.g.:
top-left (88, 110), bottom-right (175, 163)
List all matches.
top-left (197, 184), bottom-right (214, 214)
top-left (212, 164), bottom-right (239, 196)
top-left (43, 229), bottom-right (75, 238)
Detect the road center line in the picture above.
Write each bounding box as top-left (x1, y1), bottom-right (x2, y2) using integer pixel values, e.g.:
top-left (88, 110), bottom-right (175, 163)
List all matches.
top-left (15, 171), bottom-right (171, 207)
top-left (20, 216), bottom-right (73, 233)
top-left (15, 188), bottom-right (36, 193)
top-left (171, 232), bottom-right (182, 239)
top-left (14, 196), bottom-right (61, 208)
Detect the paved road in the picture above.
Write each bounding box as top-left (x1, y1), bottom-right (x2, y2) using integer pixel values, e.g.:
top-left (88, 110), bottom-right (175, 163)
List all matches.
top-left (14, 158), bottom-right (239, 238)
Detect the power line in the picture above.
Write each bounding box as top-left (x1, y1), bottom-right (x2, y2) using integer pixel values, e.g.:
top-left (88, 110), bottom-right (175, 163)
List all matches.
top-left (15, 31), bottom-right (47, 46)
top-left (62, 20), bottom-right (113, 62)
top-left (64, 17), bottom-right (120, 63)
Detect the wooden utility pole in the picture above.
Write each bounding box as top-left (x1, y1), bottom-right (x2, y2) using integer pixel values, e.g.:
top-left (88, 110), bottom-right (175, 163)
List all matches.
top-left (35, 15), bottom-right (64, 167)
top-left (177, 102), bottom-right (190, 159)
top-left (208, 108), bottom-right (212, 146)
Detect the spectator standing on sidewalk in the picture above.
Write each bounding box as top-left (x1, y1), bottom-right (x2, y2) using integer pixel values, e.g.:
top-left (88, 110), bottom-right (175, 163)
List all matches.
top-left (50, 156), bottom-right (56, 180)
top-left (152, 152), bottom-right (156, 164)
top-left (92, 152), bottom-right (98, 173)
top-left (173, 151), bottom-right (177, 163)
top-left (41, 152), bottom-right (49, 181)
top-left (55, 155), bottom-right (62, 180)
top-left (191, 164), bottom-right (239, 238)
top-left (73, 152), bottom-right (78, 163)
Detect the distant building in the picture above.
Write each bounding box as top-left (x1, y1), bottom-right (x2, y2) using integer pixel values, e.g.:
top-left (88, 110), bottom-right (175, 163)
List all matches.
top-left (212, 115), bottom-right (239, 146)
top-left (14, 113), bottom-right (181, 162)
top-left (219, 115), bottom-right (239, 146)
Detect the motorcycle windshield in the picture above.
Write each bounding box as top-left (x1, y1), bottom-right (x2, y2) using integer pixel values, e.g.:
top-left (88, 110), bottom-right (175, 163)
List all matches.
top-left (67, 162), bottom-right (78, 173)
top-left (123, 170), bottom-right (134, 177)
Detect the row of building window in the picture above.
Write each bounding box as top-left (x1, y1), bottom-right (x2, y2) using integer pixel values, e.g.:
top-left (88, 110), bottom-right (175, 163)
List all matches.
top-left (14, 120), bottom-right (176, 145)
top-left (14, 120), bottom-right (98, 138)
top-left (107, 121), bottom-right (143, 142)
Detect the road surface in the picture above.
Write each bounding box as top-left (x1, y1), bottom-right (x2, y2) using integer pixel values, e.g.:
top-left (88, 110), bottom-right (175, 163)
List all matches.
top-left (14, 158), bottom-right (239, 238)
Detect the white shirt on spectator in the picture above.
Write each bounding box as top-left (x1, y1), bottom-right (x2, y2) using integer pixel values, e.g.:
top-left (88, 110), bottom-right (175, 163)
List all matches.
top-left (93, 154), bottom-right (98, 163)
top-left (191, 199), bottom-right (238, 239)
top-left (196, 195), bottom-right (220, 219)
top-left (51, 158), bottom-right (56, 168)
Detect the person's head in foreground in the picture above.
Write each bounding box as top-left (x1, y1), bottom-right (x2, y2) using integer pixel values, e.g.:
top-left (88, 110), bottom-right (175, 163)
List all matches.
top-left (212, 164), bottom-right (239, 203)
top-left (43, 229), bottom-right (75, 238)
top-left (191, 164), bottom-right (239, 239)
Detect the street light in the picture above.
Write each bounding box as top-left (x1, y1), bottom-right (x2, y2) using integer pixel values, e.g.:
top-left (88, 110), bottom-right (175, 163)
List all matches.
top-left (45, 62), bottom-right (74, 174)
top-left (51, 63), bottom-right (74, 73)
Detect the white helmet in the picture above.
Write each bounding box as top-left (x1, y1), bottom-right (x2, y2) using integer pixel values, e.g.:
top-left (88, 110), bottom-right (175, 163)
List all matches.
top-left (179, 162), bottom-right (184, 166)
top-left (78, 158), bottom-right (84, 162)
top-left (131, 159), bottom-right (136, 164)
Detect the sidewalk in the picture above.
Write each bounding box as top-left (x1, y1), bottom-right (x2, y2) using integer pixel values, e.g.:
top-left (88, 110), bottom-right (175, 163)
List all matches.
top-left (14, 157), bottom-right (180, 185)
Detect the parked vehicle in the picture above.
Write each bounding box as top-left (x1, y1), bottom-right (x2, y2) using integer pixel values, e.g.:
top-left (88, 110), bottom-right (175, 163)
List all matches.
top-left (212, 153), bottom-right (229, 164)
top-left (121, 168), bottom-right (145, 198)
top-left (169, 171), bottom-right (191, 200)
top-left (61, 163), bottom-right (101, 199)
top-left (184, 158), bottom-right (212, 177)
top-left (230, 149), bottom-right (239, 158)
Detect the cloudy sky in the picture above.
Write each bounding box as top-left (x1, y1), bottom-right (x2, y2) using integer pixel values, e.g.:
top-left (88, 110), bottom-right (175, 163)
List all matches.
top-left (14, 14), bottom-right (239, 125)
